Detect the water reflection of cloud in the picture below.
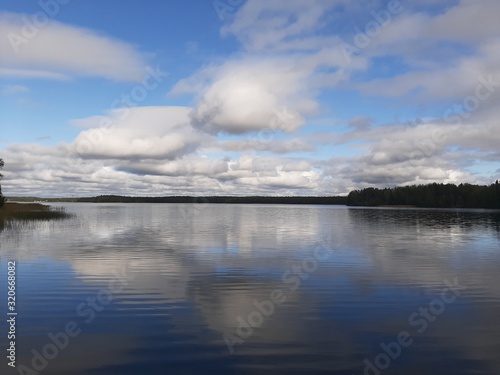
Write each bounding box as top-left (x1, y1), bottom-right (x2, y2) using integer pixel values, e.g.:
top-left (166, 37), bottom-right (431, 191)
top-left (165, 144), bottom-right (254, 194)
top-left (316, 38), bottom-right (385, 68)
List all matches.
top-left (3, 204), bottom-right (500, 374)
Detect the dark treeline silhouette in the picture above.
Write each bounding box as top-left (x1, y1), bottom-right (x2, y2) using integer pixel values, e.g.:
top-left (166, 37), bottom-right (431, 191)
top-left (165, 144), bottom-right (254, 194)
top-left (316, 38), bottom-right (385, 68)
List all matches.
top-left (347, 182), bottom-right (500, 209)
top-left (0, 158), bottom-right (4, 208)
top-left (6, 182), bottom-right (500, 209)
top-left (76, 195), bottom-right (348, 205)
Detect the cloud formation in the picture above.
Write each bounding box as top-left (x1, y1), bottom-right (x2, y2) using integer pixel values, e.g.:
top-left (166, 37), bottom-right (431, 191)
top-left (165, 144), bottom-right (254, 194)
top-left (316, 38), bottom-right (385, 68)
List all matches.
top-left (71, 106), bottom-right (205, 160)
top-left (0, 12), bottom-right (149, 82)
top-left (172, 1), bottom-right (368, 136)
top-left (1, 1), bottom-right (499, 197)
top-left (172, 58), bottom-right (313, 134)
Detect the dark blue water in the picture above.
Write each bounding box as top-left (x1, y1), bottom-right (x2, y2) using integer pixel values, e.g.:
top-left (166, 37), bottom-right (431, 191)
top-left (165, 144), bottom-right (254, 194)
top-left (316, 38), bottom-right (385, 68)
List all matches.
top-left (1, 204), bottom-right (500, 374)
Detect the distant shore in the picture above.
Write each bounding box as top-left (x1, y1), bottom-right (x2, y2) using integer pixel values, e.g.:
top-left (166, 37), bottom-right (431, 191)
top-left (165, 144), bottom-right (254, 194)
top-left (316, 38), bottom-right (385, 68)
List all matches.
top-left (5, 181), bottom-right (500, 209)
top-left (6, 196), bottom-right (348, 205)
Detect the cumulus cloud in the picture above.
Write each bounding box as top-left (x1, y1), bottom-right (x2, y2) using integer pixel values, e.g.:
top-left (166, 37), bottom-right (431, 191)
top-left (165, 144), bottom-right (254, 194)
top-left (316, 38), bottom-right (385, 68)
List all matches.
top-left (115, 155), bottom-right (230, 178)
top-left (320, 110), bottom-right (500, 188)
top-left (172, 58), bottom-right (312, 134)
top-left (1, 106), bottom-right (321, 197)
top-left (171, 0), bottom-right (369, 136)
top-left (2, 1), bottom-right (500, 198)
top-left (0, 12), bottom-right (150, 82)
top-left (71, 106), bottom-right (207, 160)
top-left (0, 143), bottom-right (321, 197)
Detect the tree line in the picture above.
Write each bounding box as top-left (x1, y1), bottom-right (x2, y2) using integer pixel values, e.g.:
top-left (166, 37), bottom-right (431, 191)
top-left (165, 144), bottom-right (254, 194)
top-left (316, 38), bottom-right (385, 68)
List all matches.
top-left (347, 182), bottom-right (500, 209)
top-left (76, 195), bottom-right (348, 205)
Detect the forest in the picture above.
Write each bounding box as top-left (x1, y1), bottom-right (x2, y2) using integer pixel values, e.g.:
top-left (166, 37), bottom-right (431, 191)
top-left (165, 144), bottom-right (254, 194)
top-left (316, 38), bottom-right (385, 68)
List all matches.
top-left (72, 182), bottom-right (500, 209)
top-left (75, 195), bottom-right (348, 205)
top-left (347, 182), bottom-right (500, 209)
top-left (4, 167), bottom-right (500, 209)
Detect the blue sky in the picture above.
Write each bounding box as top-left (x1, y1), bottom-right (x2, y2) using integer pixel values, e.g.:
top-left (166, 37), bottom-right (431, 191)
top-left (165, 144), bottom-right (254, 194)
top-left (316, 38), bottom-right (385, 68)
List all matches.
top-left (0, 0), bottom-right (499, 196)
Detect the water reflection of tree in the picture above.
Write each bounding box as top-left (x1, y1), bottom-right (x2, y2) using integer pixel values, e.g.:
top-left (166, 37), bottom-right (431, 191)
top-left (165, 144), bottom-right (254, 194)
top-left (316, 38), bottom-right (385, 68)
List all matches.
top-left (347, 207), bottom-right (500, 234)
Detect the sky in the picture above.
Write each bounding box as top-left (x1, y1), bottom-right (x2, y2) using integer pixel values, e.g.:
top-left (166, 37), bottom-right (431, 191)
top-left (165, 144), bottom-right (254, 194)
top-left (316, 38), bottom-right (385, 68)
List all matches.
top-left (0, 0), bottom-right (499, 197)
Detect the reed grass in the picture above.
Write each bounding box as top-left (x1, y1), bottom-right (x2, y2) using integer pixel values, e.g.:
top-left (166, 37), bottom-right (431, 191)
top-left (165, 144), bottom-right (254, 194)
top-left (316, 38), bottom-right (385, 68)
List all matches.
top-left (0, 202), bottom-right (71, 231)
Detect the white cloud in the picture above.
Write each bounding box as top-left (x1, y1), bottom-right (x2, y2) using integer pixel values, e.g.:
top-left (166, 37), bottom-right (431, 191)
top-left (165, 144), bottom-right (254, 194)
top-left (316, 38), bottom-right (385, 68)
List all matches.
top-left (0, 143), bottom-right (322, 197)
top-left (358, 38), bottom-right (500, 99)
top-left (353, 1), bottom-right (500, 100)
top-left (0, 12), bottom-right (150, 82)
top-left (320, 110), bottom-right (500, 187)
top-left (216, 137), bottom-right (315, 154)
top-left (0, 67), bottom-right (69, 80)
top-left (71, 106), bottom-right (207, 160)
top-left (422, 0), bottom-right (500, 44)
top-left (2, 102), bottom-right (499, 197)
top-left (2, 1), bottom-right (500, 197)
top-left (221, 0), bottom-right (339, 51)
top-left (171, 0), bottom-right (368, 136)
top-left (174, 58), bottom-right (313, 134)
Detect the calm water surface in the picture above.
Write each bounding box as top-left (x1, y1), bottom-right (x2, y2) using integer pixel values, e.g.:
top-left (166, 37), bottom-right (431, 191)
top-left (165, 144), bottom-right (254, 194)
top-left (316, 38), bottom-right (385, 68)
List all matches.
top-left (1, 204), bottom-right (500, 375)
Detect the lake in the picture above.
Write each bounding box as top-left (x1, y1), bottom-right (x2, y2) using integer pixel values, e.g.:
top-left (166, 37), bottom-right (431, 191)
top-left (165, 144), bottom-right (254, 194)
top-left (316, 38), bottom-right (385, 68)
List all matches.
top-left (1, 204), bottom-right (500, 375)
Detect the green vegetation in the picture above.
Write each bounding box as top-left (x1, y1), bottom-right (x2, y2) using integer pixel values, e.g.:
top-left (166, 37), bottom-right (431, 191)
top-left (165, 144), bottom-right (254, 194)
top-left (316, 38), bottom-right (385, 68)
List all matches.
top-left (347, 182), bottom-right (500, 209)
